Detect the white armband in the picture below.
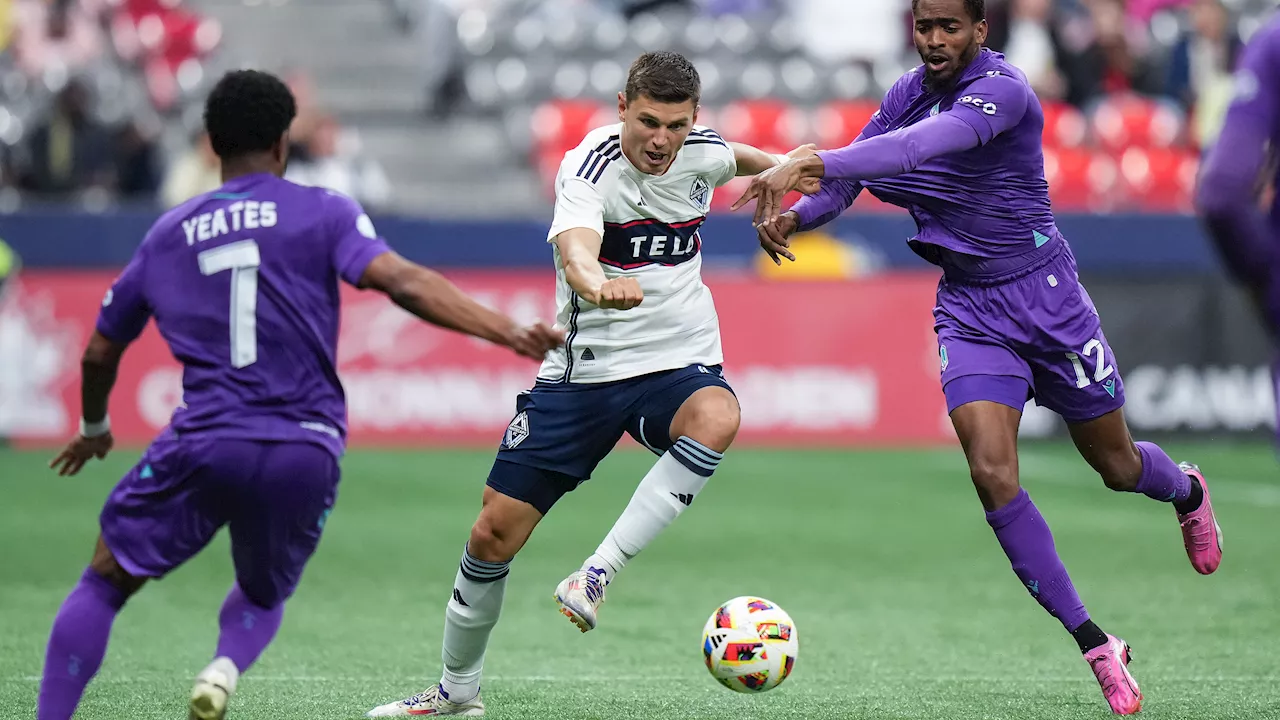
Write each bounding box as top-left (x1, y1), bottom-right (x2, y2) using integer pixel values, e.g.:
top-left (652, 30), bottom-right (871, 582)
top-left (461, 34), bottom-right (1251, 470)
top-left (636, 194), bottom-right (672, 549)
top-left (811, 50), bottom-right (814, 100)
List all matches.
top-left (80, 415), bottom-right (111, 438)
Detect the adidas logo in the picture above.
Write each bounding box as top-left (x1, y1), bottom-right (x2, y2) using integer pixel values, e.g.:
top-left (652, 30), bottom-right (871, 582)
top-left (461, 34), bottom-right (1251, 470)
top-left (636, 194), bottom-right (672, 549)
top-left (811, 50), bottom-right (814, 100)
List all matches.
top-left (580, 347), bottom-right (595, 361)
top-left (670, 492), bottom-right (694, 506)
top-left (452, 588), bottom-right (469, 607)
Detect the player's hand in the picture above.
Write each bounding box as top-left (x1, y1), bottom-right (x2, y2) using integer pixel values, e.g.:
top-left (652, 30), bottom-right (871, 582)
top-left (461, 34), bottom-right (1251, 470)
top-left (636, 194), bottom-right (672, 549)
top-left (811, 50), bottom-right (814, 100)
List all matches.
top-left (758, 212), bottom-right (799, 265)
top-left (504, 321), bottom-right (565, 360)
top-left (786, 146), bottom-right (821, 194)
top-left (731, 160), bottom-right (805, 229)
top-left (785, 143), bottom-right (818, 161)
top-left (596, 277), bottom-right (643, 311)
top-left (49, 433), bottom-right (114, 477)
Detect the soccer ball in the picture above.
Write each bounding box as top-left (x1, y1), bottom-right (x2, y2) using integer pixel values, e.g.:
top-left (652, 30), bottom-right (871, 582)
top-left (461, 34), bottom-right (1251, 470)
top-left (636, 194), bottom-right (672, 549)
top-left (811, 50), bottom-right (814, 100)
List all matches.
top-left (701, 596), bottom-right (798, 693)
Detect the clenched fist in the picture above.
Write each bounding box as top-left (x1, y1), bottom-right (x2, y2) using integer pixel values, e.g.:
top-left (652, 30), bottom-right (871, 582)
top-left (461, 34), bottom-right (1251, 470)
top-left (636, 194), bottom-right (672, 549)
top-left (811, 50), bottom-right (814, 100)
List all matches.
top-left (596, 277), bottom-right (643, 310)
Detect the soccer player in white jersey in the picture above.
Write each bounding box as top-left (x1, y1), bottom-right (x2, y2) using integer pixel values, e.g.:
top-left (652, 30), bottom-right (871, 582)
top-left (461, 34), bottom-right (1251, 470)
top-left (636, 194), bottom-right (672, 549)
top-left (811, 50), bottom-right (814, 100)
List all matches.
top-left (366, 51), bottom-right (817, 717)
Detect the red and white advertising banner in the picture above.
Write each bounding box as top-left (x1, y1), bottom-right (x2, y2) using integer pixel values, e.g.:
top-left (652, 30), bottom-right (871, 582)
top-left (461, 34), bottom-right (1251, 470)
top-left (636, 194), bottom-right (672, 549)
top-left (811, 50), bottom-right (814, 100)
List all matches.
top-left (0, 271), bottom-right (956, 448)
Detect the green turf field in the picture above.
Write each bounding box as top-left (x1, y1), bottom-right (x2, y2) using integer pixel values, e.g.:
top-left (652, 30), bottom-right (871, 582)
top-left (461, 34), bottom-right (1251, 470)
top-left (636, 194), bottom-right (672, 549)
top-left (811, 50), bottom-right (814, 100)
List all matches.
top-left (2, 443), bottom-right (1277, 719)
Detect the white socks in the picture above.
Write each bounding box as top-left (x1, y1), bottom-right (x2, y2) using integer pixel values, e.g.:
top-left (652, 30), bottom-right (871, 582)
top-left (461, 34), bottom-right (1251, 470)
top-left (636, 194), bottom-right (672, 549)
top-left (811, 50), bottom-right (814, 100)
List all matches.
top-left (440, 547), bottom-right (509, 702)
top-left (583, 436), bottom-right (723, 583)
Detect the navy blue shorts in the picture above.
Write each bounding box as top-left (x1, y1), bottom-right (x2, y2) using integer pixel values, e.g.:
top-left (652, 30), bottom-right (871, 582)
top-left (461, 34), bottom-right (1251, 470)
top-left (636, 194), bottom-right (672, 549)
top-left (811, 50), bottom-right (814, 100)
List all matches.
top-left (486, 364), bottom-right (734, 515)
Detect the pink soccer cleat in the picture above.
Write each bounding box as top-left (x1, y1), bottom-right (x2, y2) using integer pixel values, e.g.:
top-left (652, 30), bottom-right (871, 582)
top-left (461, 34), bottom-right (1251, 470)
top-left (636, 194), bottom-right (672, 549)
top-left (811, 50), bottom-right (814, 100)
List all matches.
top-left (1084, 635), bottom-right (1143, 715)
top-left (1177, 463), bottom-right (1223, 575)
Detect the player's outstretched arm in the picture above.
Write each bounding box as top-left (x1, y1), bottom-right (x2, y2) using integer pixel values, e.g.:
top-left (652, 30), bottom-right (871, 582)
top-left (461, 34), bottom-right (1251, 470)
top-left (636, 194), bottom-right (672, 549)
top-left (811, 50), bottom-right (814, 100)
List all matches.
top-left (50, 332), bottom-right (125, 476)
top-left (553, 228), bottom-right (642, 311)
top-left (358, 251), bottom-right (564, 359)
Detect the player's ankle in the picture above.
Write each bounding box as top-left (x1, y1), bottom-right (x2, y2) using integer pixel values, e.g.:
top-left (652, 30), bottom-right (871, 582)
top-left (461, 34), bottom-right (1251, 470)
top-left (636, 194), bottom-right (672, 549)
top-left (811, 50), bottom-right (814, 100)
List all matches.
top-left (1174, 475), bottom-right (1204, 515)
top-left (439, 676), bottom-right (480, 704)
top-left (1070, 620), bottom-right (1109, 653)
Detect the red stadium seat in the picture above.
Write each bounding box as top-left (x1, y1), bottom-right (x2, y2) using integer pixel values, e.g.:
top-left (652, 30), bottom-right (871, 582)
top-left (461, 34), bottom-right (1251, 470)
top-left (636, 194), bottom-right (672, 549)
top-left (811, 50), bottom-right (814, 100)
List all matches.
top-left (1044, 148), bottom-right (1122, 212)
top-left (814, 100), bottom-right (880, 148)
top-left (530, 100), bottom-right (614, 161)
top-left (1118, 147), bottom-right (1199, 212)
top-left (1040, 101), bottom-right (1088, 149)
top-left (717, 99), bottom-right (808, 154)
top-left (1090, 94), bottom-right (1186, 152)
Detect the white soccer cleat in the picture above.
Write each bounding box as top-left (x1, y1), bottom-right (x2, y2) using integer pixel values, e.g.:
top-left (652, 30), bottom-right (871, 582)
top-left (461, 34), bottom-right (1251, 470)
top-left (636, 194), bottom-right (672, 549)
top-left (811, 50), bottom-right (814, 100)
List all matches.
top-left (188, 657), bottom-right (238, 720)
top-left (554, 567), bottom-right (608, 633)
top-left (365, 684), bottom-right (484, 717)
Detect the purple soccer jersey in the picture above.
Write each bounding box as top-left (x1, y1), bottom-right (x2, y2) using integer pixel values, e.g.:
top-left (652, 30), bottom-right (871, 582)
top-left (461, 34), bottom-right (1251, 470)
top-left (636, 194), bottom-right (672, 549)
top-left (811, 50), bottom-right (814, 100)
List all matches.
top-left (1198, 16), bottom-right (1280, 326)
top-left (791, 49), bottom-right (1123, 421)
top-left (96, 173), bottom-right (391, 457)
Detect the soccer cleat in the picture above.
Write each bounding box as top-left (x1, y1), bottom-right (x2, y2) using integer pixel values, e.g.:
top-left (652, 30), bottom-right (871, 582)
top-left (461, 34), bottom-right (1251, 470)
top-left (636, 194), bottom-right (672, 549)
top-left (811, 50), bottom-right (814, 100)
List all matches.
top-left (188, 657), bottom-right (238, 720)
top-left (554, 567), bottom-right (608, 633)
top-left (1177, 463), bottom-right (1223, 575)
top-left (1084, 635), bottom-right (1143, 715)
top-left (365, 684), bottom-right (484, 717)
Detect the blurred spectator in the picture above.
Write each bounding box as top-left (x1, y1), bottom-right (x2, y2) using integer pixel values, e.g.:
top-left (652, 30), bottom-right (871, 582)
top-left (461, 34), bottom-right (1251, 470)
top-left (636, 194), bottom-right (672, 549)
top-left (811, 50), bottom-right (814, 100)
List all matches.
top-left (161, 130), bottom-right (220, 208)
top-left (791, 0), bottom-right (909, 65)
top-left (285, 116), bottom-right (391, 209)
top-left (1055, 0), bottom-right (1164, 108)
top-left (1166, 0), bottom-right (1241, 146)
top-left (616, 0), bottom-right (694, 19)
top-left (12, 0), bottom-right (102, 79)
top-left (13, 78), bottom-right (113, 194)
top-left (1001, 0), bottom-right (1066, 100)
top-left (112, 118), bottom-right (160, 201)
top-left (1, 0), bottom-right (13, 51)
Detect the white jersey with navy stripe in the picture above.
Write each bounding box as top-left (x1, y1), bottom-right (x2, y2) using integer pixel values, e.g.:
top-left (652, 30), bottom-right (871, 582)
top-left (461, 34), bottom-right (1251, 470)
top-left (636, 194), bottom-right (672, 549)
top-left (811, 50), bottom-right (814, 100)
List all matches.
top-left (540, 122), bottom-right (738, 384)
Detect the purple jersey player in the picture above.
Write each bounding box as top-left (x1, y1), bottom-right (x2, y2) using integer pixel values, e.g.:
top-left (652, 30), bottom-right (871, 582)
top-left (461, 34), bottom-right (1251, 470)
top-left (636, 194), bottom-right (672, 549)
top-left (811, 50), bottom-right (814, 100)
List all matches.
top-left (38, 70), bottom-right (562, 720)
top-left (1196, 14), bottom-right (1280, 427)
top-left (734, 0), bottom-right (1224, 714)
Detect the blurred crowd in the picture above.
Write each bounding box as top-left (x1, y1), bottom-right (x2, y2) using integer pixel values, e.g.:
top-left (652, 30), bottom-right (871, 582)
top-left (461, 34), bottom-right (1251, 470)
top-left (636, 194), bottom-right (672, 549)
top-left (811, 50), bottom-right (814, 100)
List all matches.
top-left (0, 0), bottom-right (1275, 211)
top-left (404, 0), bottom-right (1268, 148)
top-left (0, 0), bottom-right (389, 210)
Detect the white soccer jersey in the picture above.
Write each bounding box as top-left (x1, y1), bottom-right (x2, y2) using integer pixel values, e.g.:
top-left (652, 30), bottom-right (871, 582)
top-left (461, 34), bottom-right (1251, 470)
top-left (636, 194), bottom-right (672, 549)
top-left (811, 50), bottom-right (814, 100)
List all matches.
top-left (539, 122), bottom-right (738, 383)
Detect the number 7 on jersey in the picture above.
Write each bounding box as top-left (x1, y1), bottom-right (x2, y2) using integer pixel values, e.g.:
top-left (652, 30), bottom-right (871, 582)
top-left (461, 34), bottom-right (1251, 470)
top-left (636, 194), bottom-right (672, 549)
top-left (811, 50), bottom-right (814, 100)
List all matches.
top-left (197, 239), bottom-right (260, 368)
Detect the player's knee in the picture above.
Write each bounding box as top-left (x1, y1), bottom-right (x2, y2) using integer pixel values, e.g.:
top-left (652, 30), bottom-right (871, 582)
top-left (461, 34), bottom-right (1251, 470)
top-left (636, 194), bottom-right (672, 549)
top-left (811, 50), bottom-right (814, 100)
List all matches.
top-left (467, 515), bottom-right (519, 563)
top-left (88, 552), bottom-right (146, 599)
top-left (968, 457), bottom-right (1019, 499)
top-left (674, 390), bottom-right (741, 452)
top-left (1097, 446), bottom-right (1143, 492)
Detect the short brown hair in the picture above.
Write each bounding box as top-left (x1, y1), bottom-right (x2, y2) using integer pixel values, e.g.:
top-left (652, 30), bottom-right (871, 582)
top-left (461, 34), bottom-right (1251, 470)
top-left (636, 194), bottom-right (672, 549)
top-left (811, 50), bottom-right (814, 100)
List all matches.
top-left (624, 51), bottom-right (701, 106)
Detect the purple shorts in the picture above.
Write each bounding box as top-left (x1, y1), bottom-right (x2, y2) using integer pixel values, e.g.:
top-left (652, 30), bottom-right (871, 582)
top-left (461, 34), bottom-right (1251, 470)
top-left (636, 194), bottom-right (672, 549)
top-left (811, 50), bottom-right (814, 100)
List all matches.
top-left (934, 244), bottom-right (1125, 424)
top-left (99, 428), bottom-right (340, 606)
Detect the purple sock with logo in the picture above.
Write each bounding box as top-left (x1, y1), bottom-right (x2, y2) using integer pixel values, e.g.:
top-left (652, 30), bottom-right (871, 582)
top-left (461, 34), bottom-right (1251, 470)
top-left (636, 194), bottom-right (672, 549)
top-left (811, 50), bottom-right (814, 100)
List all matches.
top-left (38, 568), bottom-right (127, 720)
top-left (985, 489), bottom-right (1090, 631)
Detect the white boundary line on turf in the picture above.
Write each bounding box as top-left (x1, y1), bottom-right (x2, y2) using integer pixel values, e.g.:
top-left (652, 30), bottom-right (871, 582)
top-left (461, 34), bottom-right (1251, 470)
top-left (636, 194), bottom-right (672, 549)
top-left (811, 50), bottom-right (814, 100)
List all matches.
top-left (12, 674), bottom-right (1280, 684)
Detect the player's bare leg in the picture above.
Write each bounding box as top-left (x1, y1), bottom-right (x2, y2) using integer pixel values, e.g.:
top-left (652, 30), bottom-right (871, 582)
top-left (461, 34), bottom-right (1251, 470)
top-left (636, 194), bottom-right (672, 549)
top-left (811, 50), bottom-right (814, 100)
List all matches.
top-left (1067, 408), bottom-right (1221, 575)
top-left (951, 399), bottom-right (1142, 715)
top-left (367, 488), bottom-right (542, 717)
top-left (37, 536), bottom-right (146, 720)
top-left (562, 386), bottom-right (740, 632)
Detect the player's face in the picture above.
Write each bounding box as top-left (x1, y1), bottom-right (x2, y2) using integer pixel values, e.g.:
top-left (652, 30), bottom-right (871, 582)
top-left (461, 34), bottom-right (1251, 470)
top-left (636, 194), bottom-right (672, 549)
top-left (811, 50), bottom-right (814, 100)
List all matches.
top-left (618, 92), bottom-right (698, 175)
top-left (913, 0), bottom-right (987, 89)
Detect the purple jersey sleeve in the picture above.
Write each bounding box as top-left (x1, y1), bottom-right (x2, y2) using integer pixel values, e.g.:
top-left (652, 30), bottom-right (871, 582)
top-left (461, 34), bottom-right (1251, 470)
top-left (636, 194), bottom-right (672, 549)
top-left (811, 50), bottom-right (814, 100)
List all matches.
top-left (945, 73), bottom-right (1030, 145)
top-left (1195, 24), bottom-right (1280, 292)
top-left (815, 113), bottom-right (982, 183)
top-left (95, 243), bottom-right (151, 343)
top-left (792, 76), bottom-right (910, 230)
top-left (327, 192), bottom-right (393, 286)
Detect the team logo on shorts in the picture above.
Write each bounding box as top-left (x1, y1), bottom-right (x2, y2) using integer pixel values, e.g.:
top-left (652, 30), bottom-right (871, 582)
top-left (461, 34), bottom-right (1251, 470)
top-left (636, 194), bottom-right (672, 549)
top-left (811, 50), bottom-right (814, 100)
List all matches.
top-left (503, 411), bottom-right (530, 449)
top-left (939, 345), bottom-right (949, 372)
top-left (689, 177), bottom-right (710, 209)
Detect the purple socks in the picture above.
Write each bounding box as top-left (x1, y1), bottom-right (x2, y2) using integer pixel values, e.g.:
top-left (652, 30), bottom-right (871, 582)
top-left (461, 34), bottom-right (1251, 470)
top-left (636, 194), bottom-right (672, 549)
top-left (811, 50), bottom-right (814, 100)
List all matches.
top-left (985, 489), bottom-right (1091, 632)
top-left (1134, 441), bottom-right (1192, 504)
top-left (38, 568), bottom-right (127, 720)
top-left (215, 584), bottom-right (284, 672)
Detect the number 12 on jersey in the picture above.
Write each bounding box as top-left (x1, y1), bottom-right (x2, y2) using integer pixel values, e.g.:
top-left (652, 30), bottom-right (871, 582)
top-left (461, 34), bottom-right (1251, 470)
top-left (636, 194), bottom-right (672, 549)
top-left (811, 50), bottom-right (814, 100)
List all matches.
top-left (1066, 338), bottom-right (1114, 389)
top-left (197, 239), bottom-right (260, 369)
